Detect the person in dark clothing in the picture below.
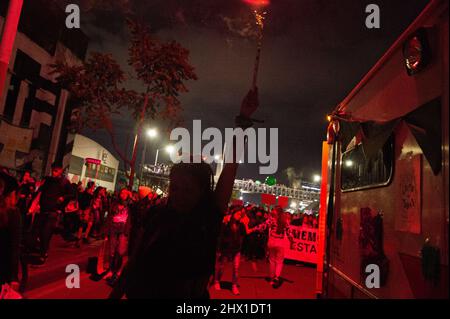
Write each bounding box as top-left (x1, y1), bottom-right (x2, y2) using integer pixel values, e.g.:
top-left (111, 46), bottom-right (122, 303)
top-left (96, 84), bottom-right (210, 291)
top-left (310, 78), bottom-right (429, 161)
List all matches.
top-left (128, 186), bottom-right (155, 257)
top-left (90, 186), bottom-right (109, 239)
top-left (104, 188), bottom-right (132, 286)
top-left (34, 162), bottom-right (73, 263)
top-left (244, 208), bottom-right (259, 261)
top-left (109, 88), bottom-right (259, 299)
top-left (254, 210), bottom-right (267, 259)
top-left (16, 173), bottom-right (38, 259)
top-left (290, 214), bottom-right (302, 226)
top-left (17, 171), bottom-right (36, 231)
top-left (76, 181), bottom-right (95, 246)
top-left (62, 183), bottom-right (80, 242)
top-left (0, 170), bottom-right (22, 296)
top-left (113, 164), bottom-right (222, 299)
top-left (214, 208), bottom-right (250, 295)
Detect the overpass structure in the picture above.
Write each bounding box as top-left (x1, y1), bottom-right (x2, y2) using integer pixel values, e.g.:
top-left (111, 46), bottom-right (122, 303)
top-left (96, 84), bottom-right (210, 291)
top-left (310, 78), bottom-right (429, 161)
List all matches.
top-left (141, 164), bottom-right (320, 206)
top-left (233, 179), bottom-right (320, 206)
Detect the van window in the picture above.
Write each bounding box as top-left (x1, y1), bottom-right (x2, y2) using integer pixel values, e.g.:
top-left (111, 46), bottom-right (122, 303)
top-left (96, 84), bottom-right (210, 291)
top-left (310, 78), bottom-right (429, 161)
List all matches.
top-left (341, 136), bottom-right (394, 191)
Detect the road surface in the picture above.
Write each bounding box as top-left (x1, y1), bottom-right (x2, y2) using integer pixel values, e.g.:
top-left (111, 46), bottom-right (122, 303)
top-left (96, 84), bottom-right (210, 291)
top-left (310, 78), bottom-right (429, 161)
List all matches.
top-left (22, 235), bottom-right (316, 299)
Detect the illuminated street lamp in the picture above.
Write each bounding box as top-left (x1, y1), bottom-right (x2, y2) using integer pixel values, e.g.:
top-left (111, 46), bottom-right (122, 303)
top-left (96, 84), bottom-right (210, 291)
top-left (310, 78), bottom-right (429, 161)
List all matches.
top-left (153, 144), bottom-right (175, 167)
top-left (165, 145), bottom-right (175, 154)
top-left (147, 128), bottom-right (158, 138)
top-left (140, 128), bottom-right (158, 183)
top-left (313, 174), bottom-right (321, 183)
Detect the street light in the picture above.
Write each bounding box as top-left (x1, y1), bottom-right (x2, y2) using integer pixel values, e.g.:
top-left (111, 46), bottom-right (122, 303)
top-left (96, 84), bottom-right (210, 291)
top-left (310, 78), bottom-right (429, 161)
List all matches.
top-left (140, 128), bottom-right (158, 184)
top-left (147, 128), bottom-right (158, 138)
top-left (165, 145), bottom-right (175, 154)
top-left (313, 174), bottom-right (321, 183)
top-left (153, 144), bottom-right (175, 167)
top-left (345, 160), bottom-right (354, 167)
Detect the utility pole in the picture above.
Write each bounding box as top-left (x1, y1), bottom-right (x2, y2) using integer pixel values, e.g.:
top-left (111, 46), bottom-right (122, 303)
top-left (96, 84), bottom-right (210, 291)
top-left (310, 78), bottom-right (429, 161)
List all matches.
top-left (0, 0), bottom-right (23, 99)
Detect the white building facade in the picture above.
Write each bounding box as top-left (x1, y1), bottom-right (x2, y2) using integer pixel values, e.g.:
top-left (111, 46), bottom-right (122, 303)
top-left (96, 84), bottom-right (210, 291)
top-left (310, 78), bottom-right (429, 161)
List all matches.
top-left (67, 134), bottom-right (119, 192)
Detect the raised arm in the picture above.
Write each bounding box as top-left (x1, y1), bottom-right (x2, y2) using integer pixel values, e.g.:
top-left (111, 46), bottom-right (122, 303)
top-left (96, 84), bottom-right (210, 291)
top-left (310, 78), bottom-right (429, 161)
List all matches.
top-left (214, 88), bottom-right (259, 214)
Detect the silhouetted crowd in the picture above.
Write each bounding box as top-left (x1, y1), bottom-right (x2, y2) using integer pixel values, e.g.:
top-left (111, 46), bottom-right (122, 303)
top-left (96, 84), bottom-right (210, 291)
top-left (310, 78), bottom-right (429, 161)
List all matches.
top-left (0, 162), bottom-right (165, 298)
top-left (1, 164), bottom-right (320, 299)
top-left (0, 164), bottom-right (319, 299)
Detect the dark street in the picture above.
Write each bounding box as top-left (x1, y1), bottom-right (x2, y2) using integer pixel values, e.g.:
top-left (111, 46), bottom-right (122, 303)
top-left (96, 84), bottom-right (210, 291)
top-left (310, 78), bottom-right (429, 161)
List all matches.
top-left (22, 236), bottom-right (316, 299)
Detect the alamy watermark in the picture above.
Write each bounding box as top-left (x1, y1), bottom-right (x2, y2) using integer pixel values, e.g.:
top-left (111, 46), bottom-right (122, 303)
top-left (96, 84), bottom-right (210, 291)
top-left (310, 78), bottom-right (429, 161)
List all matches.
top-left (365, 264), bottom-right (380, 289)
top-left (365, 4), bottom-right (381, 29)
top-left (169, 120), bottom-right (278, 175)
top-left (65, 264), bottom-right (80, 289)
top-left (65, 3), bottom-right (380, 30)
top-left (65, 4), bottom-right (80, 29)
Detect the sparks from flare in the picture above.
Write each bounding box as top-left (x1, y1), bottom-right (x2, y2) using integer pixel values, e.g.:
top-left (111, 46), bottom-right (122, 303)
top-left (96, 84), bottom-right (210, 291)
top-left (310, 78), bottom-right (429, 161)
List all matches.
top-left (239, 0), bottom-right (270, 89)
top-left (250, 8), bottom-right (267, 89)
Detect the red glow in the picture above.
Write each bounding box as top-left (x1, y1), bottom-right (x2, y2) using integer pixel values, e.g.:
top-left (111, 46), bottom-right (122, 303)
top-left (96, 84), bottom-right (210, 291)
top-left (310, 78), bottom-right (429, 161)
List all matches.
top-left (243, 0), bottom-right (270, 7)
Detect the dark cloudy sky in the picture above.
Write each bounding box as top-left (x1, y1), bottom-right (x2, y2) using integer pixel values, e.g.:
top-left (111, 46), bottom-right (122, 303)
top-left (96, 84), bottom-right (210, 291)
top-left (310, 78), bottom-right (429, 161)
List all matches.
top-left (57, 0), bottom-right (429, 186)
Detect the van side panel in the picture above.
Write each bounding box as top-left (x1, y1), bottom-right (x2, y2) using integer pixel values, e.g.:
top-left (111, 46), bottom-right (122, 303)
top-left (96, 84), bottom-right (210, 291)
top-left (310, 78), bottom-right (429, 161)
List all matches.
top-left (327, 7), bottom-right (448, 299)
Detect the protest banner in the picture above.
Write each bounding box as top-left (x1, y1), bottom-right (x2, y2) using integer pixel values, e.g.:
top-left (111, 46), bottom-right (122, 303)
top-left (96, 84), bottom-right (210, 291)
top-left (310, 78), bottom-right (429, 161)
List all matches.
top-left (284, 225), bottom-right (318, 264)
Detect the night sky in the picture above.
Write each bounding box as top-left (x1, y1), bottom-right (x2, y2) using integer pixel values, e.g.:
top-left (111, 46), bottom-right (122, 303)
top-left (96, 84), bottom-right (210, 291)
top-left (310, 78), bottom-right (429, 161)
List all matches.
top-left (56, 0), bottom-right (429, 186)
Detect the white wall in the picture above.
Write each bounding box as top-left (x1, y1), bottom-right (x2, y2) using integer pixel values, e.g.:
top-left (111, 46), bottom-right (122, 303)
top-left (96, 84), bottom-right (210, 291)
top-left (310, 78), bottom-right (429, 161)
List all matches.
top-left (68, 134), bottom-right (119, 192)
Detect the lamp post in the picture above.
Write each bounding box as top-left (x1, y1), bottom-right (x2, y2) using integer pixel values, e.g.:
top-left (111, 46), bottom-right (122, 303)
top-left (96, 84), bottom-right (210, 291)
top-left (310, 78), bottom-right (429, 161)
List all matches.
top-left (149, 144), bottom-right (174, 173)
top-left (154, 148), bottom-right (159, 166)
top-left (151, 145), bottom-right (174, 177)
top-left (162, 144), bottom-right (175, 164)
top-left (140, 128), bottom-right (158, 185)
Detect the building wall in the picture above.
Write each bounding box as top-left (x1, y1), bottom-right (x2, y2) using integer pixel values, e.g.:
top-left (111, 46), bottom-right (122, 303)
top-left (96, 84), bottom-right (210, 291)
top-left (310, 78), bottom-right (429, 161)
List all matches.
top-left (68, 134), bottom-right (119, 192)
top-left (0, 0), bottom-right (88, 178)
